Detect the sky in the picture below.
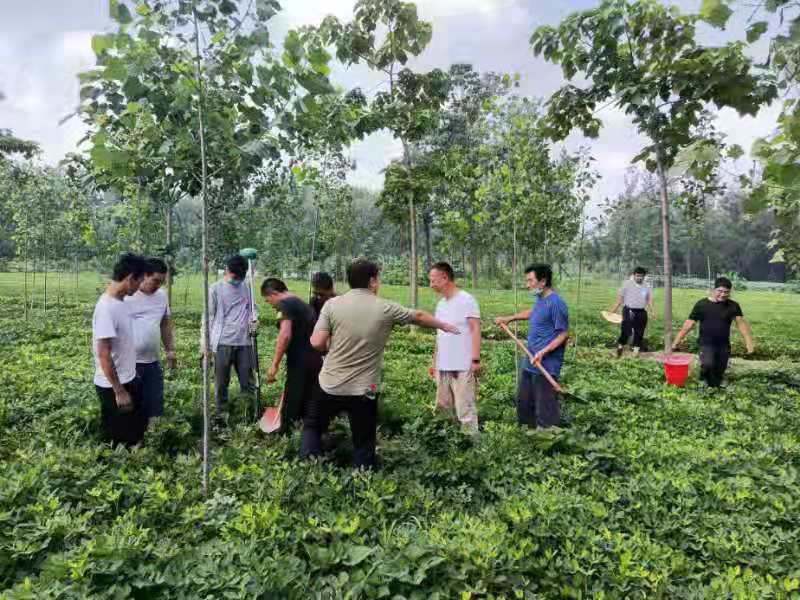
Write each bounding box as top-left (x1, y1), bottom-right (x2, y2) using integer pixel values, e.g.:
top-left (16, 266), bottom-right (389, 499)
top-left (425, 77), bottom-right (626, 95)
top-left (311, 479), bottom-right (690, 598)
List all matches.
top-left (0, 0), bottom-right (784, 210)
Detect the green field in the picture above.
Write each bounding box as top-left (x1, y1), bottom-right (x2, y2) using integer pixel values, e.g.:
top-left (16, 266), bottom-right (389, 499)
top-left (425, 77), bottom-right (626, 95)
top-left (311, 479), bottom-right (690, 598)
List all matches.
top-left (1, 272), bottom-right (800, 597)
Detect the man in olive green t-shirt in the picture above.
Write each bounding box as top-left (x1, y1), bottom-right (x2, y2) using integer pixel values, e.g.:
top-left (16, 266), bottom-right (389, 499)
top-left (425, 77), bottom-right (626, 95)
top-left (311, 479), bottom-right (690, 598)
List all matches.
top-left (303, 259), bottom-right (459, 467)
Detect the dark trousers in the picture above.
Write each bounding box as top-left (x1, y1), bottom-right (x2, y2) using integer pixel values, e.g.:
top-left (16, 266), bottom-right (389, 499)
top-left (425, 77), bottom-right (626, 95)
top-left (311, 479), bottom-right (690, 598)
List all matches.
top-left (301, 386), bottom-right (378, 468)
top-left (214, 344), bottom-right (255, 410)
top-left (618, 307), bottom-right (648, 348)
top-left (282, 354), bottom-right (323, 432)
top-left (699, 343), bottom-right (730, 388)
top-left (95, 378), bottom-right (148, 447)
top-left (136, 361), bottom-right (164, 418)
top-left (517, 369), bottom-right (560, 428)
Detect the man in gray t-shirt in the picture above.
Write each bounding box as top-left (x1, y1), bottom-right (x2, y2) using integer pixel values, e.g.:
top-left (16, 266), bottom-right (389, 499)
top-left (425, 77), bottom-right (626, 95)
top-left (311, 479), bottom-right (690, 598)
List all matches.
top-left (301, 259), bottom-right (459, 468)
top-left (201, 255), bottom-right (258, 412)
top-left (609, 266), bottom-right (653, 357)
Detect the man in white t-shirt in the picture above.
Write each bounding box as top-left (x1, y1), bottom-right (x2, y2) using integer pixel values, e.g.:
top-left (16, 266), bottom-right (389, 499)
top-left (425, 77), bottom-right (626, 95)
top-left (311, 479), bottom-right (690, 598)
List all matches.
top-left (92, 253), bottom-right (150, 447)
top-left (609, 266), bottom-right (654, 357)
top-left (428, 261), bottom-right (481, 435)
top-left (125, 258), bottom-right (176, 422)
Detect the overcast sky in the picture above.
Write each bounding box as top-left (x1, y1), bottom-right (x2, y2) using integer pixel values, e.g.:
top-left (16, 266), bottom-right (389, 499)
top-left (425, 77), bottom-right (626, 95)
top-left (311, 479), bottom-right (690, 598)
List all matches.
top-left (0, 0), bottom-right (783, 209)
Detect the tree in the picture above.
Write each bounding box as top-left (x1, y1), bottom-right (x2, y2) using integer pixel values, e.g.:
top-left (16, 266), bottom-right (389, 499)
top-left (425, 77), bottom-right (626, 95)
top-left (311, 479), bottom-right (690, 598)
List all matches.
top-left (79, 0), bottom-right (339, 494)
top-left (709, 0), bottom-right (800, 272)
top-left (531, 0), bottom-right (776, 352)
top-left (319, 0), bottom-right (450, 307)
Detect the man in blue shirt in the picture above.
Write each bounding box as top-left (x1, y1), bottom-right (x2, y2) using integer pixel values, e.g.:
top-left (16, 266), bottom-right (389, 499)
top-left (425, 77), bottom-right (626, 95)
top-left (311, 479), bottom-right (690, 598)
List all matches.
top-left (495, 264), bottom-right (569, 428)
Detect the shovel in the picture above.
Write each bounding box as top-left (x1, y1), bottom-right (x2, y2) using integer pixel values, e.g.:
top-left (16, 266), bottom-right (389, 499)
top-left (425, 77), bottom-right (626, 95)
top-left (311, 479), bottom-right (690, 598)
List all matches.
top-left (259, 391), bottom-right (284, 434)
top-left (498, 322), bottom-right (586, 403)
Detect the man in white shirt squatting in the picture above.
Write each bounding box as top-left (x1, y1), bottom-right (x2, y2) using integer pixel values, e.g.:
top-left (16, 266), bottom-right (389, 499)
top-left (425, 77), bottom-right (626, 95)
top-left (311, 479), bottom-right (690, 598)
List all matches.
top-left (125, 258), bottom-right (177, 424)
top-left (428, 261), bottom-right (482, 436)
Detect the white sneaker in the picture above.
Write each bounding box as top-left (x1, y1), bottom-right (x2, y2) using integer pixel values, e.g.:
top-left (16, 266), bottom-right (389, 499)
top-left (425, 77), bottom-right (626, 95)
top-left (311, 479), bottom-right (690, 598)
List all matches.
top-left (632, 347), bottom-right (640, 357)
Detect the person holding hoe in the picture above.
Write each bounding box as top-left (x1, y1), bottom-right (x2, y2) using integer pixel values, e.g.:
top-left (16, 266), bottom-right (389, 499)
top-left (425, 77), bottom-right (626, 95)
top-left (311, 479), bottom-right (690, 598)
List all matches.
top-left (260, 278), bottom-right (322, 432)
top-left (428, 261), bottom-right (482, 436)
top-left (671, 276), bottom-right (755, 388)
top-left (201, 254), bottom-right (259, 417)
top-left (609, 266), bottom-right (653, 358)
top-left (302, 259), bottom-right (461, 468)
top-left (495, 264), bottom-right (569, 429)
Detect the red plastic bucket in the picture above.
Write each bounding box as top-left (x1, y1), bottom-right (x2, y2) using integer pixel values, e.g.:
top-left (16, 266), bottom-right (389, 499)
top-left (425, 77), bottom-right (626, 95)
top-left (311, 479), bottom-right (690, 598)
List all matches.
top-left (663, 355), bottom-right (692, 387)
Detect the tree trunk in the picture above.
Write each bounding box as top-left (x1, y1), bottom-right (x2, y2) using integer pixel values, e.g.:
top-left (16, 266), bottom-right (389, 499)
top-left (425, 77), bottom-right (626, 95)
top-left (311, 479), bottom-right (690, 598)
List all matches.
top-left (575, 217), bottom-right (586, 350)
top-left (166, 203), bottom-right (173, 308)
top-left (43, 209), bottom-right (48, 319)
top-left (655, 151), bottom-right (673, 354)
top-left (194, 9), bottom-right (211, 497)
top-left (75, 254), bottom-right (79, 307)
top-left (685, 243), bottom-right (691, 278)
top-left (24, 221), bottom-right (29, 322)
top-left (423, 210), bottom-right (433, 274)
top-left (470, 246), bottom-right (478, 290)
top-left (408, 192), bottom-right (418, 306)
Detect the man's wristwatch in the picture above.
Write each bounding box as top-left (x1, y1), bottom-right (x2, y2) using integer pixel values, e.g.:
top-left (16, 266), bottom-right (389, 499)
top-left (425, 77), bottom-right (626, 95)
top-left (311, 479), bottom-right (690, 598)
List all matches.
top-left (471, 359), bottom-right (481, 364)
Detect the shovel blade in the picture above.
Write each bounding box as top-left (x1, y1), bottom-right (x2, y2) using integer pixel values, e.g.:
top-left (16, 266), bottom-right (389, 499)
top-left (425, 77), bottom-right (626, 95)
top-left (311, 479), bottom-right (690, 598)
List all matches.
top-left (259, 407), bottom-right (281, 433)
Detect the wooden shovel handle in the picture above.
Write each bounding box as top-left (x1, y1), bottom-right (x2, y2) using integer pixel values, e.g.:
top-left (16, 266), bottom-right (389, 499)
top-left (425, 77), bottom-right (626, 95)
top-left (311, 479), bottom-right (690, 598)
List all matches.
top-left (498, 322), bottom-right (564, 394)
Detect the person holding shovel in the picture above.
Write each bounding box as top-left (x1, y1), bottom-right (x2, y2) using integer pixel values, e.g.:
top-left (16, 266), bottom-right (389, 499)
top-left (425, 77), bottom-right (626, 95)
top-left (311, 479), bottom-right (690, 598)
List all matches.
top-left (201, 254), bottom-right (258, 417)
top-left (428, 261), bottom-right (482, 436)
top-left (671, 276), bottom-right (755, 388)
top-left (495, 264), bottom-right (569, 429)
top-left (609, 266), bottom-right (653, 358)
top-left (302, 259), bottom-right (461, 468)
top-left (261, 278), bottom-right (322, 432)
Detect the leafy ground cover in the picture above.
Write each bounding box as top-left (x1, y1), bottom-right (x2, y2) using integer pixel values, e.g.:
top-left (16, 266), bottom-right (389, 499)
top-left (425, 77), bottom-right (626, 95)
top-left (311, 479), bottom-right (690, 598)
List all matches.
top-left (1, 274), bottom-right (800, 598)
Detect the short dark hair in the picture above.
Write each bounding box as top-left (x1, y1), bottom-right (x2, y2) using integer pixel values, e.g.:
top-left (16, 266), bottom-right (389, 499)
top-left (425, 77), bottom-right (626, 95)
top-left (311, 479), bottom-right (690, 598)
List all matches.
top-left (311, 272), bottom-right (334, 292)
top-left (347, 259), bottom-right (380, 289)
top-left (430, 261), bottom-right (454, 281)
top-left (524, 263), bottom-right (553, 287)
top-left (226, 255), bottom-right (248, 280)
top-left (261, 278), bottom-right (287, 295)
top-left (633, 266), bottom-right (647, 276)
top-left (145, 258), bottom-right (168, 275)
top-left (112, 253), bottom-right (148, 282)
top-left (714, 276), bottom-right (733, 290)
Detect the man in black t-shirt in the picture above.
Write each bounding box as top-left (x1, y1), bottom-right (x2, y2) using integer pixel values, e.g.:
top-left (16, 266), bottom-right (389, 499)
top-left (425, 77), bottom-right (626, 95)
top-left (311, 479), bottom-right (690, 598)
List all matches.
top-left (261, 278), bottom-right (323, 431)
top-left (310, 271), bottom-right (337, 322)
top-left (672, 277), bottom-right (755, 387)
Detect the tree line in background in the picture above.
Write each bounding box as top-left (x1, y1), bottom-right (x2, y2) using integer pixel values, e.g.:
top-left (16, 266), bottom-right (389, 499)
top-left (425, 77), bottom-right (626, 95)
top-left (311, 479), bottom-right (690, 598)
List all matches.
top-left (0, 0), bottom-right (798, 310)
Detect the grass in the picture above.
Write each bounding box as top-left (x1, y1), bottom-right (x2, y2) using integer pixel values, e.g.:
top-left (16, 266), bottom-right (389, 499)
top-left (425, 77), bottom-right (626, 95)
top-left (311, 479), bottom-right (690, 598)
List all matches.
top-left (1, 271), bottom-right (800, 597)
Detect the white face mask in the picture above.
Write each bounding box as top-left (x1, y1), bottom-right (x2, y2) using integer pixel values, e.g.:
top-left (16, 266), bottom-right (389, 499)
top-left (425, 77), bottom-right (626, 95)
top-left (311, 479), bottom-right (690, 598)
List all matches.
top-left (532, 287), bottom-right (543, 296)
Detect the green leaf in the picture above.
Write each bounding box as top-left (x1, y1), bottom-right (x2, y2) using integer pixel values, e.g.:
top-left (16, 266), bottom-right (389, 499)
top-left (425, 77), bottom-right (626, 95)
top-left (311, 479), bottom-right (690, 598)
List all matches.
top-left (343, 545), bottom-right (374, 566)
top-left (746, 22), bottom-right (768, 43)
top-left (110, 0), bottom-right (133, 25)
top-left (727, 144), bottom-right (744, 160)
top-left (699, 0), bottom-right (733, 28)
top-left (91, 35), bottom-right (114, 56)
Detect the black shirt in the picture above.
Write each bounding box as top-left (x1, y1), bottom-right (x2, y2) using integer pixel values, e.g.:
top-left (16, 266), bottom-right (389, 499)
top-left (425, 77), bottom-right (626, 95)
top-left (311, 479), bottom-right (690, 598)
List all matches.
top-left (277, 296), bottom-right (317, 367)
top-left (310, 293), bottom-right (336, 323)
top-left (688, 298), bottom-right (743, 346)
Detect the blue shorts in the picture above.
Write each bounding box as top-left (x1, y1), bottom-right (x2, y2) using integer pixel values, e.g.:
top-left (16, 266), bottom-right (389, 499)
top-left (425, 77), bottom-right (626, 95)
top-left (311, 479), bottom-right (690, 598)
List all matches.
top-left (136, 361), bottom-right (164, 418)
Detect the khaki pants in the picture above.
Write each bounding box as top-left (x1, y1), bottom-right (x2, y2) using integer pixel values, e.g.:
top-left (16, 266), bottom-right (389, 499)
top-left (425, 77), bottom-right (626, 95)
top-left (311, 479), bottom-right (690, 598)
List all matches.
top-left (436, 371), bottom-right (479, 435)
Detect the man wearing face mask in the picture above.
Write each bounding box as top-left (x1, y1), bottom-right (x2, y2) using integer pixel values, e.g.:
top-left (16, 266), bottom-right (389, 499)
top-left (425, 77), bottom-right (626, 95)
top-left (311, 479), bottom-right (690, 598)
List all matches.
top-left (671, 276), bottom-right (754, 388)
top-left (201, 254), bottom-right (258, 414)
top-left (609, 266), bottom-right (653, 357)
top-left (495, 264), bottom-right (569, 429)
top-left (125, 258), bottom-right (176, 424)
